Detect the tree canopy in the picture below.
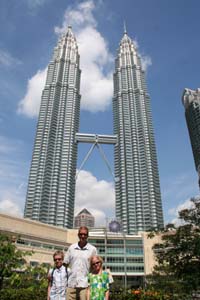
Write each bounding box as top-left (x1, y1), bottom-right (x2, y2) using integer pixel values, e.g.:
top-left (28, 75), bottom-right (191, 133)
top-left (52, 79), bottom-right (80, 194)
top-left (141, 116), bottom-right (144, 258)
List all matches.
top-left (0, 232), bottom-right (48, 299)
top-left (148, 197), bottom-right (200, 299)
top-left (0, 233), bottom-right (30, 289)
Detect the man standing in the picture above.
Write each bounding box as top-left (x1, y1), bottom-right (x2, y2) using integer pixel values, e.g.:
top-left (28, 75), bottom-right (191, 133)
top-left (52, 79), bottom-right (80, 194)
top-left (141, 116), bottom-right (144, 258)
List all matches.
top-left (64, 226), bottom-right (97, 300)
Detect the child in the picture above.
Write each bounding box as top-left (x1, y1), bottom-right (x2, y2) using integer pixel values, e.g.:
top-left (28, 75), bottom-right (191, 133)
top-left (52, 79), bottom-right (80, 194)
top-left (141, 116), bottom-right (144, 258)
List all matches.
top-left (87, 255), bottom-right (109, 300)
top-left (47, 250), bottom-right (68, 300)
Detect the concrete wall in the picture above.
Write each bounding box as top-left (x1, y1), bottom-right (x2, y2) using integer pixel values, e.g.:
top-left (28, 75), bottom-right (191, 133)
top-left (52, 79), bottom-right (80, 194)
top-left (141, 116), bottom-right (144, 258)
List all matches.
top-left (0, 213), bottom-right (78, 265)
top-left (142, 232), bottom-right (162, 275)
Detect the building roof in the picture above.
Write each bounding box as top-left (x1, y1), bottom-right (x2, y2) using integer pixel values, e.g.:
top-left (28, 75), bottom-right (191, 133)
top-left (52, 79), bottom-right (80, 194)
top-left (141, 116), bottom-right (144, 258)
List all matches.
top-left (77, 208), bottom-right (92, 216)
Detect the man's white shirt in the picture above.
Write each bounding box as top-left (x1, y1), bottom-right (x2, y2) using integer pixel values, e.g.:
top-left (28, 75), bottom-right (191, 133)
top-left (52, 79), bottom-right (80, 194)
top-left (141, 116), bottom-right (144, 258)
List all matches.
top-left (64, 242), bottom-right (97, 288)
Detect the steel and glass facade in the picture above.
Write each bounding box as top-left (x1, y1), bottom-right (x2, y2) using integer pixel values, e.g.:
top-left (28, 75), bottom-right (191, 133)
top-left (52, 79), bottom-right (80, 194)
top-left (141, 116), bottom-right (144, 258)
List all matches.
top-left (24, 27), bottom-right (81, 228)
top-left (113, 30), bottom-right (163, 234)
top-left (182, 88), bottom-right (200, 175)
top-left (89, 229), bottom-right (144, 288)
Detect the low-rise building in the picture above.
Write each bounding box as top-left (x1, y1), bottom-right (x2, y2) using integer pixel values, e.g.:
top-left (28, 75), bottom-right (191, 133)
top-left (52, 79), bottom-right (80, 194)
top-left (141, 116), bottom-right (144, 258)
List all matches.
top-left (0, 213), bottom-right (161, 287)
top-left (0, 212), bottom-right (77, 266)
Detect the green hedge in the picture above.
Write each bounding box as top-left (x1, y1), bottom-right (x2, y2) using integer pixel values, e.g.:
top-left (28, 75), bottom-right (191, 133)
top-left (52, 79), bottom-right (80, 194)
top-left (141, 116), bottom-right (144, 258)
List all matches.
top-left (0, 287), bottom-right (46, 300)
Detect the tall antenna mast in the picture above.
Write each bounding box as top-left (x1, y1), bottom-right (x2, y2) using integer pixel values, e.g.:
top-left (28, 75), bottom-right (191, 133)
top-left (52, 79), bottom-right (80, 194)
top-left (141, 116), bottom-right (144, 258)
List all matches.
top-left (123, 20), bottom-right (127, 34)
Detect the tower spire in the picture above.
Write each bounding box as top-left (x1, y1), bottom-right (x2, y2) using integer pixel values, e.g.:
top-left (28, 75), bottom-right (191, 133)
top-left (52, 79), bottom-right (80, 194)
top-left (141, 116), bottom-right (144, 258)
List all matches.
top-left (123, 21), bottom-right (127, 34)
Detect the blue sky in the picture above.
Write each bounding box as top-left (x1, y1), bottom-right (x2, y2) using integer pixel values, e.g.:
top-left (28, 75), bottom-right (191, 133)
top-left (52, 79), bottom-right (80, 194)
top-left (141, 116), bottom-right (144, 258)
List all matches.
top-left (0, 0), bottom-right (199, 226)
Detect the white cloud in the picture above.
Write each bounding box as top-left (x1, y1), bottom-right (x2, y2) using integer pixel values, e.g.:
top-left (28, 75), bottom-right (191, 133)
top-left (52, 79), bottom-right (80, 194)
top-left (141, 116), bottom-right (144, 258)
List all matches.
top-left (54, 1), bottom-right (97, 34)
top-left (167, 197), bottom-right (197, 226)
top-left (0, 174), bottom-right (26, 219)
top-left (18, 0), bottom-right (152, 116)
top-left (75, 170), bottom-right (115, 226)
top-left (55, 0), bottom-right (113, 112)
top-left (77, 26), bottom-right (113, 112)
top-left (140, 55), bottom-right (152, 71)
top-left (26, 0), bottom-right (47, 10)
top-left (0, 199), bottom-right (22, 216)
top-left (17, 68), bottom-right (47, 118)
top-left (162, 172), bottom-right (199, 225)
top-left (0, 49), bottom-right (21, 67)
top-left (0, 136), bottom-right (28, 218)
top-left (18, 0), bottom-right (113, 117)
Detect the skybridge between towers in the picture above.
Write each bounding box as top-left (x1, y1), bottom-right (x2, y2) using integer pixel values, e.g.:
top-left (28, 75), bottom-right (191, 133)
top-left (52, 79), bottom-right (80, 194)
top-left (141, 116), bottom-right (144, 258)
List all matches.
top-left (75, 133), bottom-right (117, 144)
top-left (75, 133), bottom-right (118, 181)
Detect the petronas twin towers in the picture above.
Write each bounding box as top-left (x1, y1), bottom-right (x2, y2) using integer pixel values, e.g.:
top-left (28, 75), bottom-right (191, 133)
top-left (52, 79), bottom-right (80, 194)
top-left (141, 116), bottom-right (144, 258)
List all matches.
top-left (24, 27), bottom-right (80, 228)
top-left (24, 26), bottom-right (163, 234)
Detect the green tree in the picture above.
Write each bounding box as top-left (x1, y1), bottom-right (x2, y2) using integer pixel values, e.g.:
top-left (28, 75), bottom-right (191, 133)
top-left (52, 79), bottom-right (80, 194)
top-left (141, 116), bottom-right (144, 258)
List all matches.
top-left (8, 264), bottom-right (48, 289)
top-left (147, 197), bottom-right (200, 299)
top-left (0, 232), bottom-right (48, 299)
top-left (0, 233), bottom-right (32, 289)
top-left (1, 265), bottom-right (48, 300)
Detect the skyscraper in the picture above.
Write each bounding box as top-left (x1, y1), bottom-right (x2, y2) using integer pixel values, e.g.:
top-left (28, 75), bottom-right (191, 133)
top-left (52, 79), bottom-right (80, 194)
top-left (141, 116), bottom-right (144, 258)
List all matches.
top-left (24, 26), bottom-right (81, 228)
top-left (182, 88), bottom-right (200, 180)
top-left (113, 29), bottom-right (163, 234)
top-left (24, 25), bottom-right (163, 233)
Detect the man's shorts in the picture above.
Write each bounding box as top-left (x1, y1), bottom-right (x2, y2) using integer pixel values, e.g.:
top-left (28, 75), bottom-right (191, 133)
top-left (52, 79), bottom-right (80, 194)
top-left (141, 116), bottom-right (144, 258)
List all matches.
top-left (67, 287), bottom-right (87, 300)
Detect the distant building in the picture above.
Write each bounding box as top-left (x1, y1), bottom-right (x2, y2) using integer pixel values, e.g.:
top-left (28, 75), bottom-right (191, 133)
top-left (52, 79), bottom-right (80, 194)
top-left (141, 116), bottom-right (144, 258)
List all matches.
top-left (74, 208), bottom-right (95, 228)
top-left (182, 88), bottom-right (200, 184)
